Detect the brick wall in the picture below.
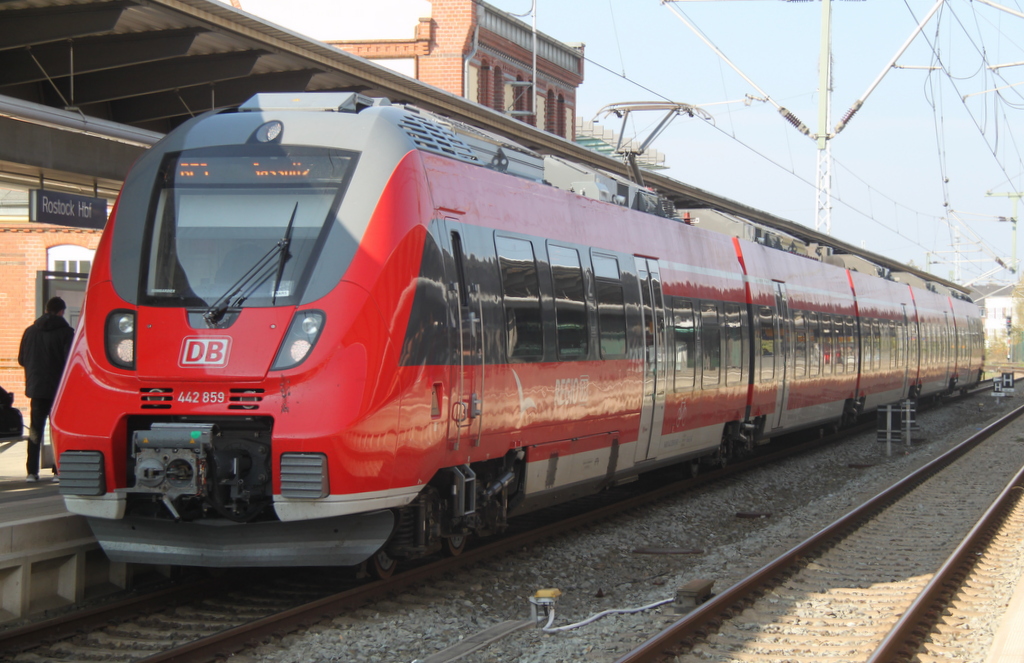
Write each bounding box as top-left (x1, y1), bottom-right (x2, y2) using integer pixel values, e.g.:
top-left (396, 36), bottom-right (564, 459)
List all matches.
top-left (328, 0), bottom-right (582, 139)
top-left (417, 0), bottom-right (476, 96)
top-left (0, 224), bottom-right (100, 401)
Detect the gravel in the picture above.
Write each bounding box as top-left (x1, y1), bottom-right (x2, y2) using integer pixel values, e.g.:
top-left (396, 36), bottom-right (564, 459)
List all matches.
top-left (236, 390), bottom-right (1023, 663)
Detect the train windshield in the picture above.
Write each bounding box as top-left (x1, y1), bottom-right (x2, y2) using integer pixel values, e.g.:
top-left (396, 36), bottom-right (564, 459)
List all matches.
top-left (143, 145), bottom-right (356, 308)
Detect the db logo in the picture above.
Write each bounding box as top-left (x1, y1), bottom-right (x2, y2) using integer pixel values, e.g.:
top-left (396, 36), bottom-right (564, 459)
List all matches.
top-left (180, 337), bottom-right (231, 367)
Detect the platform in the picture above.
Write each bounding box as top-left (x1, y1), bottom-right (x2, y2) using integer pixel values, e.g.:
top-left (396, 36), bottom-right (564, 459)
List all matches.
top-left (0, 437), bottom-right (125, 622)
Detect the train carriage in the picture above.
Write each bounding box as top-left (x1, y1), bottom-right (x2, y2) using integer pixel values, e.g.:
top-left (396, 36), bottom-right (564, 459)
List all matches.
top-left (737, 240), bottom-right (860, 440)
top-left (846, 269), bottom-right (915, 413)
top-left (51, 92), bottom-right (983, 569)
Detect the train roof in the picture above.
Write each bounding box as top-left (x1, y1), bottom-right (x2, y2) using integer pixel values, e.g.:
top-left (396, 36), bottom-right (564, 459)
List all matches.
top-left (234, 92), bottom-right (972, 301)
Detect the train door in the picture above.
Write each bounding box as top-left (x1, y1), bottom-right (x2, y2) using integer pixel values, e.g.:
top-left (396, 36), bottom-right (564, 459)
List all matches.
top-left (771, 282), bottom-right (791, 430)
top-left (443, 219), bottom-right (484, 450)
top-left (634, 257), bottom-right (668, 463)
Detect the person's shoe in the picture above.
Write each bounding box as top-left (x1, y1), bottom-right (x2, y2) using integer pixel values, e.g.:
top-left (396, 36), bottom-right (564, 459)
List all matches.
top-left (51, 475), bottom-right (59, 483)
top-left (26, 474), bottom-right (39, 483)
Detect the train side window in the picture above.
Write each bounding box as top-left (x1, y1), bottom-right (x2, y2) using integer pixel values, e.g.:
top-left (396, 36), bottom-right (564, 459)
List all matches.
top-left (793, 311), bottom-right (807, 379)
top-left (873, 321), bottom-right (882, 371)
top-left (897, 321), bottom-right (905, 368)
top-left (887, 321), bottom-right (896, 369)
top-left (725, 304), bottom-right (744, 386)
top-left (845, 317), bottom-right (857, 374)
top-left (823, 315), bottom-right (839, 373)
top-left (807, 313), bottom-right (821, 377)
top-left (759, 306), bottom-right (775, 382)
top-left (822, 315), bottom-right (834, 375)
top-left (832, 315), bottom-right (844, 375)
top-left (701, 303), bottom-right (721, 388)
top-left (673, 300), bottom-right (696, 391)
top-left (880, 321), bottom-right (888, 369)
top-left (868, 321), bottom-right (876, 373)
top-left (548, 244), bottom-right (588, 360)
top-left (496, 235), bottom-right (543, 361)
top-left (591, 253), bottom-right (627, 358)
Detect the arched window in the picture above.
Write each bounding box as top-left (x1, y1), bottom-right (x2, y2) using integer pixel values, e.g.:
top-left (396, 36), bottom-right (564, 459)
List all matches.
top-left (514, 75), bottom-right (527, 116)
top-left (48, 244), bottom-right (94, 275)
top-left (545, 89), bottom-right (556, 133)
top-left (492, 66), bottom-right (504, 111)
top-left (556, 95), bottom-right (566, 138)
top-left (477, 61), bottom-right (490, 107)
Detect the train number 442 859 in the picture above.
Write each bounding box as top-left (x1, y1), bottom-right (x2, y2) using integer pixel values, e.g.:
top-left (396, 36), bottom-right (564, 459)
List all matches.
top-left (177, 391), bottom-right (225, 404)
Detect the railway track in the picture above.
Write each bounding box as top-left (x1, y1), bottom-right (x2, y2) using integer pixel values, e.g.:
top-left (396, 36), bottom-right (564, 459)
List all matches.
top-left (0, 386), bottom-right (1004, 662)
top-left (617, 399), bottom-right (1024, 663)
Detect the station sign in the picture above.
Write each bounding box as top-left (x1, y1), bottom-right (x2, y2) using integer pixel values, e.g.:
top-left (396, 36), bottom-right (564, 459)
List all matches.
top-left (29, 190), bottom-right (107, 230)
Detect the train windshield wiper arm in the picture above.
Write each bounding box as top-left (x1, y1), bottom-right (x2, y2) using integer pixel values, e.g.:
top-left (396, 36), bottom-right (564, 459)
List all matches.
top-left (271, 203), bottom-right (298, 305)
top-left (203, 203), bottom-right (299, 326)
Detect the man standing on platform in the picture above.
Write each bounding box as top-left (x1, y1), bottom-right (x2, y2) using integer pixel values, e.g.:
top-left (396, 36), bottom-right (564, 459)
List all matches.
top-left (18, 296), bottom-right (74, 483)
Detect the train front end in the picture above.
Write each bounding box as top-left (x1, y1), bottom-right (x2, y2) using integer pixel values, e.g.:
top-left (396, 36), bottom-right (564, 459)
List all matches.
top-left (50, 93), bottom-right (426, 566)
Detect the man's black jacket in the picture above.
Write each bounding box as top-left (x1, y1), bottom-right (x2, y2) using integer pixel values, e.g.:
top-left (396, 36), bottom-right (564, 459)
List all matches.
top-left (19, 313), bottom-right (74, 399)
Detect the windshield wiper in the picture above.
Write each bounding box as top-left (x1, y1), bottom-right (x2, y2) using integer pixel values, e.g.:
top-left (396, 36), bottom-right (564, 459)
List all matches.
top-left (272, 203), bottom-right (298, 305)
top-left (203, 203), bottom-right (299, 327)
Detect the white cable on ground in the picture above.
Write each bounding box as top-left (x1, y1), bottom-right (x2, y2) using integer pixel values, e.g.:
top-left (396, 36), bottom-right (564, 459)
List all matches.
top-left (541, 597), bottom-right (675, 633)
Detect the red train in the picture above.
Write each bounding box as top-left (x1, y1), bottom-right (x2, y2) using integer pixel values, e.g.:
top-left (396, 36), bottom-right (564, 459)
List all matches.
top-left (52, 92), bottom-right (984, 571)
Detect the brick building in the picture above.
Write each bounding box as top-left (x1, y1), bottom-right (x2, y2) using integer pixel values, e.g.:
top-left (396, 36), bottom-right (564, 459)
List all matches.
top-left (0, 216), bottom-right (99, 400)
top-left (327, 0), bottom-right (584, 140)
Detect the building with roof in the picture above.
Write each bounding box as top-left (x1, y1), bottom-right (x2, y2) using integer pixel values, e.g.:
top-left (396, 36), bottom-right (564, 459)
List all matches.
top-left (323, 0), bottom-right (584, 140)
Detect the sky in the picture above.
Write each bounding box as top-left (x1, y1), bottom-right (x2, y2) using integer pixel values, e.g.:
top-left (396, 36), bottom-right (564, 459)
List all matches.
top-left (228, 0), bottom-right (1024, 286)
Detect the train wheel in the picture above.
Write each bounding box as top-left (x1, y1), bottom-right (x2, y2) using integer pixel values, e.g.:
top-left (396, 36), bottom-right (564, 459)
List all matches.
top-left (444, 534), bottom-right (468, 557)
top-left (688, 459), bottom-right (700, 478)
top-left (370, 550), bottom-right (398, 580)
top-left (715, 438), bottom-right (732, 469)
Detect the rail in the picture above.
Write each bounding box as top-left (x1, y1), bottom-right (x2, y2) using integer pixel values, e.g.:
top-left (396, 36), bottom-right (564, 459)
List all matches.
top-left (615, 398), bottom-right (1024, 663)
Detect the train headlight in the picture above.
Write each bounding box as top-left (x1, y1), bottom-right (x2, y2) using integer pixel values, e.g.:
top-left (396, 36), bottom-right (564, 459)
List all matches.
top-left (105, 310), bottom-right (136, 370)
top-left (271, 310), bottom-right (325, 371)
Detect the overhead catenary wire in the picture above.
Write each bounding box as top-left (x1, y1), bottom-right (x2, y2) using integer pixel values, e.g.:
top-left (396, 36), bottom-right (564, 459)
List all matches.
top-left (905, 0), bottom-right (1024, 269)
top-left (581, 46), bottom-right (964, 266)
top-left (577, 2), bottom-right (1016, 282)
top-left (661, 1), bottom-right (813, 137)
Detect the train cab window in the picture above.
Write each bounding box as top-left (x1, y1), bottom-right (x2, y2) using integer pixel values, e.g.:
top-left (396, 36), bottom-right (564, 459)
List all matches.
top-left (548, 244), bottom-right (588, 360)
top-left (673, 301), bottom-right (696, 391)
top-left (759, 306), bottom-right (775, 382)
top-left (793, 311), bottom-right (807, 379)
top-left (496, 235), bottom-right (543, 361)
top-left (725, 304), bottom-right (744, 386)
top-left (701, 303), bottom-right (721, 388)
top-left (592, 253), bottom-right (627, 358)
top-left (807, 313), bottom-right (821, 377)
top-left (144, 146), bottom-right (356, 309)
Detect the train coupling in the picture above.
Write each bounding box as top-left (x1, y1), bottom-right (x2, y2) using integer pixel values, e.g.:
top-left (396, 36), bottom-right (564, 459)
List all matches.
top-left (131, 423), bottom-right (213, 500)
